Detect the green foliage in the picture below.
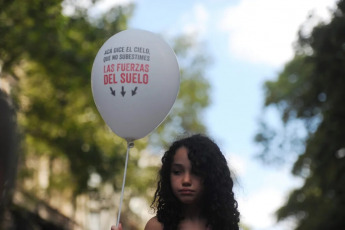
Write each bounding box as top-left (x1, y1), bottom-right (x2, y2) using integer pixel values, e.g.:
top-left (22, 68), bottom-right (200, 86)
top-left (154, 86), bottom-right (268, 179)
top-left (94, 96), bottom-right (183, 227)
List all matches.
top-left (256, 1), bottom-right (345, 229)
top-left (1, 0), bottom-right (211, 221)
top-left (1, 0), bottom-right (136, 196)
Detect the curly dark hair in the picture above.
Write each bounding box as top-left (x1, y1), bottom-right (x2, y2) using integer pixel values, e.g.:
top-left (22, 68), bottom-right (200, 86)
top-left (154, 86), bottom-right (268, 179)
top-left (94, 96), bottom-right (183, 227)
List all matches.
top-left (151, 134), bottom-right (240, 230)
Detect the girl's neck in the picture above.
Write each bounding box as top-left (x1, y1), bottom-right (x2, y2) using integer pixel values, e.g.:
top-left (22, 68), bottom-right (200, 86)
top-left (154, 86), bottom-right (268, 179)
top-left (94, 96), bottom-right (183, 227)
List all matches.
top-left (183, 203), bottom-right (203, 219)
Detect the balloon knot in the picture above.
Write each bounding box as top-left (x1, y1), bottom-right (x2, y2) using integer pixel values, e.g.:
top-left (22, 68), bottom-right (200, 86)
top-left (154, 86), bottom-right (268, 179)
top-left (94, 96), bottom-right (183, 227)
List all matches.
top-left (128, 142), bottom-right (134, 148)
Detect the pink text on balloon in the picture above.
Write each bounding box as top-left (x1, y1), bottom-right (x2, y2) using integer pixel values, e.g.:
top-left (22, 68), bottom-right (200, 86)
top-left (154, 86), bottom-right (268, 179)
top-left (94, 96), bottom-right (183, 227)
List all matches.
top-left (117, 63), bottom-right (149, 72)
top-left (104, 64), bottom-right (115, 72)
top-left (120, 73), bottom-right (148, 84)
top-left (104, 74), bottom-right (117, 84)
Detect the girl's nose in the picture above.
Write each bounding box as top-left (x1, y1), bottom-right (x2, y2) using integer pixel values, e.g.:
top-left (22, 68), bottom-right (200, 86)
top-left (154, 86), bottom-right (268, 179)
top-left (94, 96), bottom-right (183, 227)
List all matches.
top-left (182, 173), bottom-right (191, 186)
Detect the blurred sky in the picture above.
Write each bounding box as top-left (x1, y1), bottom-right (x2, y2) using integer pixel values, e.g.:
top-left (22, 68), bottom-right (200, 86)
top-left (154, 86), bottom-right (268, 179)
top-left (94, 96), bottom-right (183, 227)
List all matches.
top-left (65, 0), bottom-right (337, 229)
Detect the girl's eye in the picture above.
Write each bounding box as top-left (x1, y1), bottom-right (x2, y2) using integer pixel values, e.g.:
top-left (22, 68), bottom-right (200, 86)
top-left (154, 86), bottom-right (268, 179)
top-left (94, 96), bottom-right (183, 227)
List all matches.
top-left (172, 170), bottom-right (181, 175)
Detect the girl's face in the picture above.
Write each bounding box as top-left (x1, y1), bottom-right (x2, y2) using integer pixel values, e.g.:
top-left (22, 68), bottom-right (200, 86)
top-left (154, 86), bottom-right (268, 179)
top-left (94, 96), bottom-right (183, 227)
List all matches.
top-left (170, 147), bottom-right (204, 205)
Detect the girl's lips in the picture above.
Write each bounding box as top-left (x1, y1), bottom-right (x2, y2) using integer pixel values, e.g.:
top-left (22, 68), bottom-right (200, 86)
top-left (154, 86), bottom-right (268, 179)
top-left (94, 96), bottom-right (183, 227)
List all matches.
top-left (179, 189), bottom-right (194, 195)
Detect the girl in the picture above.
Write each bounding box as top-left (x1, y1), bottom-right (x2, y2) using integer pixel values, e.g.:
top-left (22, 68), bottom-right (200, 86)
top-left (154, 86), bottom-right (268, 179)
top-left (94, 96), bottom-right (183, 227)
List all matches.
top-left (112, 134), bottom-right (240, 230)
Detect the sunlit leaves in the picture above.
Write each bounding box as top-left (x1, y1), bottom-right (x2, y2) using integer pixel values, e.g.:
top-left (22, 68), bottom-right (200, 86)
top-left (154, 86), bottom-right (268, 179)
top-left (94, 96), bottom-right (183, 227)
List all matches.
top-left (256, 1), bottom-right (345, 229)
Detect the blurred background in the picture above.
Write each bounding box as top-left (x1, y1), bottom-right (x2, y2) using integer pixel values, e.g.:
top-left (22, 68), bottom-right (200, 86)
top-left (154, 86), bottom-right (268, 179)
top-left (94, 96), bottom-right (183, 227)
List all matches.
top-left (1, 0), bottom-right (344, 230)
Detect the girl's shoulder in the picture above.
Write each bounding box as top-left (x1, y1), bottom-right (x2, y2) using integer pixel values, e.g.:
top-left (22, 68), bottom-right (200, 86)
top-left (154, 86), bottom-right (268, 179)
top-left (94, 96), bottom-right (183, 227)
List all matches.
top-left (144, 216), bottom-right (163, 230)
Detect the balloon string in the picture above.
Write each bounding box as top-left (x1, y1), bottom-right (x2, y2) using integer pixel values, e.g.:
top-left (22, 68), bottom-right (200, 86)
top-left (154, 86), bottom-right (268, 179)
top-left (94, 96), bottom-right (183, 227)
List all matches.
top-left (116, 141), bottom-right (134, 227)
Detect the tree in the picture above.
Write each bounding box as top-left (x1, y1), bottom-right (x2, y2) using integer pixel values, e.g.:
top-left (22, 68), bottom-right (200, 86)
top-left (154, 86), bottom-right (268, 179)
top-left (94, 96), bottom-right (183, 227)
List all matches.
top-left (0, 89), bottom-right (18, 228)
top-left (255, 1), bottom-right (345, 229)
top-left (1, 0), bottom-right (211, 228)
top-left (1, 0), bottom-right (134, 196)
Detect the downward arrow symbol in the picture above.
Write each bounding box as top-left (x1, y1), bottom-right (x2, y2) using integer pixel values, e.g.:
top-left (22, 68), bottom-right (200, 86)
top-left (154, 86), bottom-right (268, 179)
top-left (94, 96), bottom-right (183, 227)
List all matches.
top-left (121, 86), bottom-right (126, 97)
top-left (132, 87), bottom-right (138, 96)
top-left (110, 87), bottom-right (115, 96)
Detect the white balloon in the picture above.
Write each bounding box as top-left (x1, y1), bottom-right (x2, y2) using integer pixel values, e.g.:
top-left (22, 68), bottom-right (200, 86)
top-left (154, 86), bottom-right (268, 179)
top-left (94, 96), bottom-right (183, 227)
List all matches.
top-left (91, 29), bottom-right (180, 141)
